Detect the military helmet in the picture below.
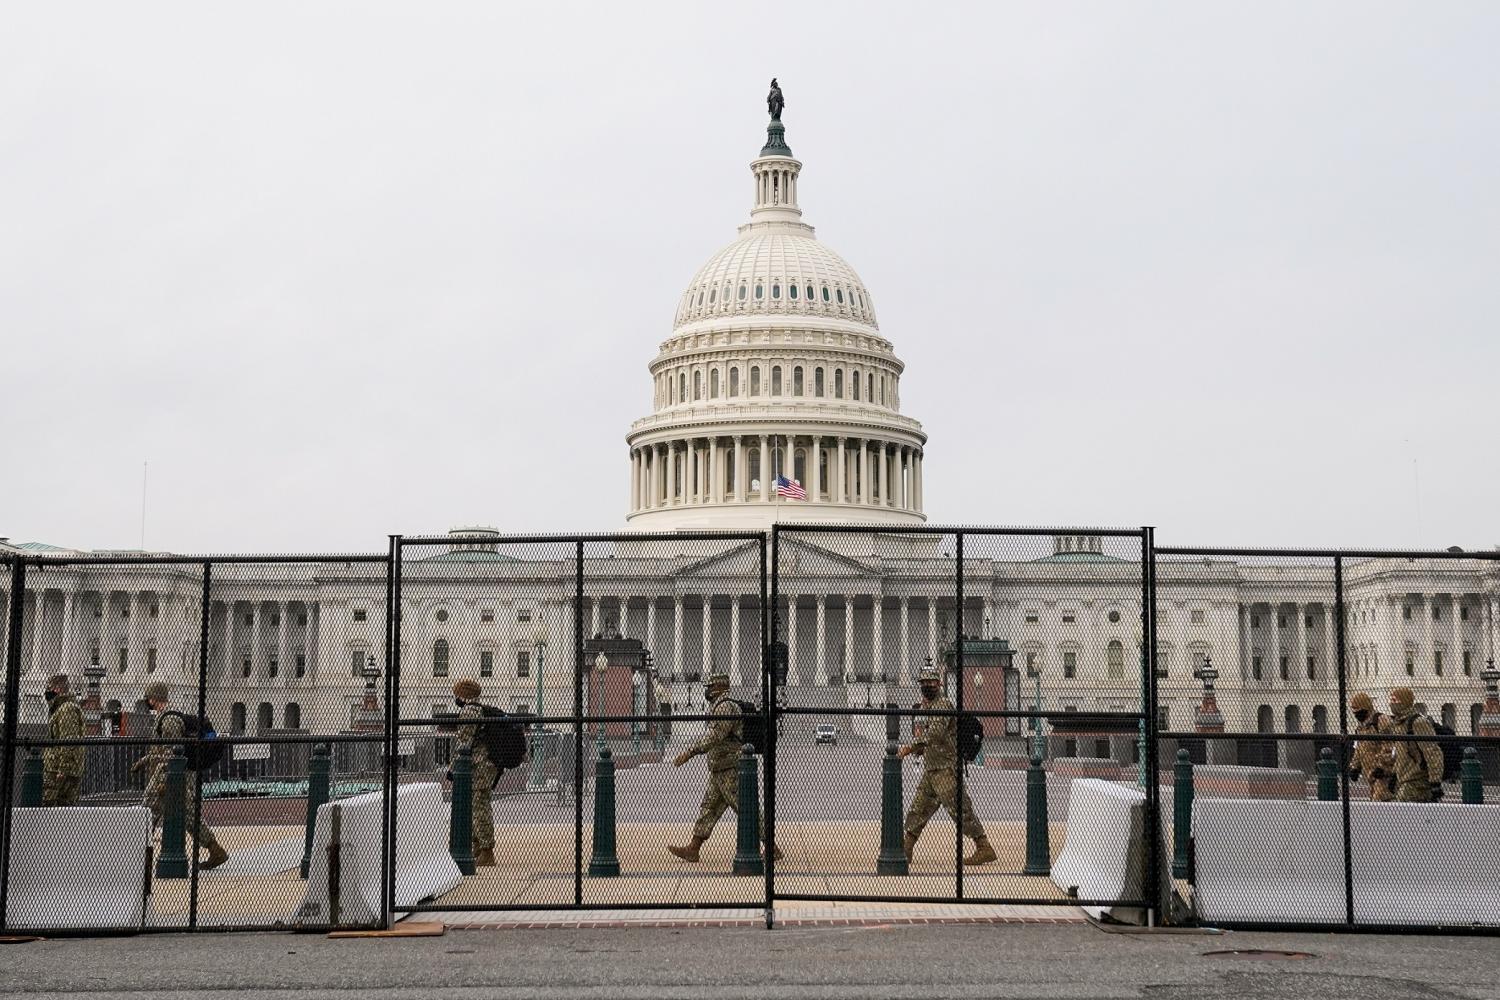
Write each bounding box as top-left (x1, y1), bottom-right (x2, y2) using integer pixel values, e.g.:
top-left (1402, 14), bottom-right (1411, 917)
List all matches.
top-left (453, 678), bottom-right (482, 701)
top-left (705, 671), bottom-right (731, 688)
top-left (143, 681), bottom-right (170, 703)
top-left (1350, 692), bottom-right (1373, 712)
top-left (918, 665), bottom-right (940, 684)
top-left (1388, 686), bottom-right (1415, 709)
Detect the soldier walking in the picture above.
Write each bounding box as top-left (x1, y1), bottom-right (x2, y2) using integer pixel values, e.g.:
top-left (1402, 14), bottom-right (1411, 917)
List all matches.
top-left (453, 678), bottom-right (497, 866)
top-left (42, 674), bottom-right (85, 806)
top-left (898, 666), bottom-right (996, 866)
top-left (667, 671), bottom-right (780, 863)
top-left (1348, 692), bottom-right (1396, 801)
top-left (1387, 687), bottom-right (1445, 802)
top-left (136, 682), bottom-right (228, 870)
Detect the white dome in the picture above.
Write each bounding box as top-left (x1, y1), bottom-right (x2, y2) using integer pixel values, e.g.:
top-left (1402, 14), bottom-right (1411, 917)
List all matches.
top-left (673, 232), bottom-right (878, 330)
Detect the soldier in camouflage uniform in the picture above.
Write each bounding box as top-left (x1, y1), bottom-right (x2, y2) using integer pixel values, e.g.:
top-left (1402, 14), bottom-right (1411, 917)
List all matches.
top-left (1348, 691), bottom-right (1396, 802)
top-left (42, 674), bottom-right (85, 806)
top-left (898, 666), bottom-right (996, 866)
top-left (667, 672), bottom-right (781, 863)
top-left (1387, 687), bottom-right (1445, 803)
top-left (453, 678), bottom-right (497, 866)
top-left (138, 682), bottom-right (228, 870)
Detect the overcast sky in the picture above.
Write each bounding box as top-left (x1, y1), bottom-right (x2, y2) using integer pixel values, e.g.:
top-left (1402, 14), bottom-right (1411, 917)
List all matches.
top-left (3, 2), bottom-right (1497, 555)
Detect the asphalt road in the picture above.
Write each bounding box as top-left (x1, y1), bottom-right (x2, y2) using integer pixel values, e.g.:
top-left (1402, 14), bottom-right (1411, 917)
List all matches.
top-left (4, 923), bottom-right (1498, 1000)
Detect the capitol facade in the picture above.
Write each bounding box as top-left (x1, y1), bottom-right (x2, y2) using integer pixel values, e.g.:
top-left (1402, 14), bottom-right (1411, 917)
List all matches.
top-left (3, 102), bottom-right (1498, 759)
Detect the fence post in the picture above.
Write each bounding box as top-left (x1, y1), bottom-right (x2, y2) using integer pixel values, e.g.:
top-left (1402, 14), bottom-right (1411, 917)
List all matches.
top-left (1317, 747), bottom-right (1338, 801)
top-left (876, 734), bottom-right (908, 875)
top-left (300, 742), bottom-right (331, 879)
top-left (733, 745), bottom-right (763, 876)
top-left (155, 750), bottom-right (189, 878)
top-left (448, 744), bottom-right (475, 876)
top-left (588, 746), bottom-right (620, 876)
top-left (19, 750), bottom-right (43, 808)
top-left (1023, 754), bottom-right (1051, 876)
top-left (1461, 747), bottom-right (1484, 804)
top-left (1172, 748), bottom-right (1193, 880)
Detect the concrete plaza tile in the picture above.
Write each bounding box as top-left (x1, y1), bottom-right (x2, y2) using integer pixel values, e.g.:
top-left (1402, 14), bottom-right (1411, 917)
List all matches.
top-left (430, 873), bottom-right (533, 908)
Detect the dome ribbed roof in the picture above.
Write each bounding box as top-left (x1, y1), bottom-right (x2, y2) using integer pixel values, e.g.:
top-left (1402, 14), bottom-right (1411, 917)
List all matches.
top-left (673, 231), bottom-right (878, 330)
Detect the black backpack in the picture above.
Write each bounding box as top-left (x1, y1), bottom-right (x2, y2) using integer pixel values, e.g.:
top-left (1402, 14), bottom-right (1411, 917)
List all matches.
top-left (476, 705), bottom-right (528, 771)
top-left (1403, 715), bottom-right (1462, 781)
top-left (958, 713), bottom-right (984, 764)
top-left (158, 711), bottom-right (226, 771)
top-left (728, 699), bottom-right (768, 756)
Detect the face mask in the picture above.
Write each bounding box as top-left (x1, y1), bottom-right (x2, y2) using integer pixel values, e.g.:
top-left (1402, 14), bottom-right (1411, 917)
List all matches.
top-left (454, 698), bottom-right (466, 708)
top-left (1353, 708), bottom-right (1369, 723)
top-left (45, 690), bottom-right (60, 706)
top-left (920, 685), bottom-right (940, 699)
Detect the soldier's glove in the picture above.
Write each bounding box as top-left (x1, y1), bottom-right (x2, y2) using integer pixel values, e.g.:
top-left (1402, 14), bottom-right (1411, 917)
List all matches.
top-left (1369, 768), bottom-right (1386, 782)
top-left (1430, 785), bottom-right (1445, 801)
top-left (672, 751), bottom-right (692, 767)
top-left (444, 769), bottom-right (453, 783)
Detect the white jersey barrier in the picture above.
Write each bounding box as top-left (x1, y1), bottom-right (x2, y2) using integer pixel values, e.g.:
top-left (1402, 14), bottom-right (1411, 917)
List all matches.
top-left (1194, 799), bottom-right (1500, 926)
top-left (295, 782), bottom-right (462, 927)
top-left (1051, 779), bottom-right (1168, 924)
top-left (5, 806), bottom-right (153, 930)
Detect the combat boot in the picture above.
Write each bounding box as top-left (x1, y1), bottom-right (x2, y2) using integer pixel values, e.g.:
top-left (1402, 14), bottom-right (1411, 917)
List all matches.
top-left (201, 843), bottom-right (229, 871)
top-left (668, 836), bottom-right (707, 862)
top-left (474, 848), bottom-right (496, 867)
top-left (762, 841), bottom-right (784, 862)
top-left (902, 831), bottom-right (919, 861)
top-left (963, 837), bottom-right (997, 866)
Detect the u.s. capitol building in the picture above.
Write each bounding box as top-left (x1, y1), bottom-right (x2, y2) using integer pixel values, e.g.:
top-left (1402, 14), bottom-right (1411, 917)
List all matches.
top-left (4, 100), bottom-right (1497, 756)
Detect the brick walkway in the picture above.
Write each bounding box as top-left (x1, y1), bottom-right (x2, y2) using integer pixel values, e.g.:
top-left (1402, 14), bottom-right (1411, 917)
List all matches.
top-left (417, 900), bottom-right (1087, 930)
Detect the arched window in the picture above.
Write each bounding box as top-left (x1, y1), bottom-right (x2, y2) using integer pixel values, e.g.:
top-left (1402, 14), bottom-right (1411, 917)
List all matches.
top-left (433, 638), bottom-right (450, 678)
top-left (750, 366), bottom-right (761, 395)
top-left (748, 448), bottom-right (761, 487)
top-left (256, 702), bottom-right (274, 732)
top-left (1474, 704), bottom-right (1485, 735)
top-left (1285, 705), bottom-right (1301, 733)
top-left (755, 283), bottom-right (763, 299)
top-left (834, 369), bottom-right (843, 398)
top-left (693, 370), bottom-right (702, 400)
top-left (679, 373), bottom-right (686, 402)
top-left (806, 284), bottom-right (815, 300)
top-left (231, 703), bottom-right (247, 734)
top-left (814, 367), bottom-right (825, 396)
top-left (869, 374), bottom-right (876, 402)
top-left (818, 449), bottom-right (829, 496)
top-left (1107, 640), bottom-right (1124, 679)
top-left (1257, 705), bottom-right (1275, 732)
top-left (709, 369), bottom-right (719, 397)
top-left (789, 284), bottom-right (798, 300)
top-left (284, 703), bottom-right (301, 729)
top-left (836, 288), bottom-right (845, 304)
top-left (1312, 705), bottom-right (1329, 733)
top-left (738, 284), bottom-right (746, 301)
top-left (851, 370), bottom-right (859, 400)
top-left (771, 283), bottom-right (781, 299)
top-left (1442, 703), bottom-right (1457, 730)
top-left (771, 366), bottom-right (782, 395)
top-left (793, 448), bottom-right (807, 485)
top-left (729, 367), bottom-right (739, 397)
top-left (793, 366), bottom-right (804, 395)
top-left (709, 287), bottom-right (716, 304)
top-left (822, 286), bottom-right (830, 302)
top-left (1157, 643), bottom-right (1174, 677)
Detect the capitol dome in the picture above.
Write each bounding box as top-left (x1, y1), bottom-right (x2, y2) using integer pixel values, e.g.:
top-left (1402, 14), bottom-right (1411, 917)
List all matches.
top-left (625, 97), bottom-right (928, 531)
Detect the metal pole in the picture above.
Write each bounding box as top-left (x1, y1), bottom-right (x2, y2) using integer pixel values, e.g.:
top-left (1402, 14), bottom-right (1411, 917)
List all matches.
top-left (762, 531), bottom-right (775, 929)
top-left (529, 639), bottom-right (546, 789)
top-left (1142, 526), bottom-right (1161, 926)
top-left (0, 557), bottom-right (28, 930)
top-left (188, 560), bottom-right (211, 929)
top-left (954, 531), bottom-right (964, 900)
top-left (384, 536), bottom-right (402, 927)
top-left (1334, 554), bottom-right (1354, 927)
top-left (574, 541), bottom-right (584, 907)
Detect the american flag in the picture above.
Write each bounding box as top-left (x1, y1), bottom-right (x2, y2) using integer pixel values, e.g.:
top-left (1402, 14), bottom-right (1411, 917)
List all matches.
top-left (774, 475), bottom-right (808, 500)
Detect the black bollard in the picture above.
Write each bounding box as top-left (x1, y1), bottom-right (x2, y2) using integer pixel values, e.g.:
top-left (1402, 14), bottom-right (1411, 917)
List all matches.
top-left (1023, 755), bottom-right (1051, 876)
top-left (20, 749), bottom-right (44, 807)
top-left (1316, 747), bottom-right (1338, 802)
top-left (155, 750), bottom-right (189, 878)
top-left (449, 744), bottom-right (475, 876)
top-left (733, 744), bottom-right (763, 876)
top-left (1171, 748), bottom-right (1193, 880)
top-left (877, 736), bottom-right (909, 876)
top-left (1461, 747), bottom-right (1484, 804)
top-left (588, 746), bottom-right (620, 877)
top-left (300, 742), bottom-right (331, 879)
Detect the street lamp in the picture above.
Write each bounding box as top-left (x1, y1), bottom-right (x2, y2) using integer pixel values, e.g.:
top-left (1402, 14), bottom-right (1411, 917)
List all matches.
top-left (593, 651), bottom-right (608, 754)
top-left (1025, 658), bottom-right (1045, 761)
top-left (973, 671), bottom-right (986, 765)
top-left (654, 678), bottom-right (669, 753)
top-left (528, 623), bottom-right (548, 790)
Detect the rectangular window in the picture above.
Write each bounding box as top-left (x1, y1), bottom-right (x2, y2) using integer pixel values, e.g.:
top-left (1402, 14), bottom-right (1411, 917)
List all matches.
top-left (516, 650), bottom-right (531, 678)
top-left (147, 648), bottom-right (157, 673)
top-left (1403, 606), bottom-right (1412, 620)
top-left (1304, 614), bottom-right (1313, 627)
top-left (1279, 655), bottom-right (1289, 681)
top-left (1405, 653), bottom-right (1415, 676)
top-left (517, 610), bottom-right (532, 623)
top-left (1061, 613), bottom-right (1075, 624)
top-left (121, 604), bottom-right (129, 619)
top-left (271, 613), bottom-right (280, 626)
top-left (1432, 606), bottom-right (1441, 621)
top-left (150, 604), bottom-right (159, 619)
top-left (1024, 613), bottom-right (1039, 624)
top-left (1460, 605), bottom-right (1470, 621)
top-left (1063, 651), bottom-right (1077, 678)
top-left (480, 651), bottom-right (494, 677)
top-left (1278, 615), bottom-right (1286, 628)
top-left (1251, 615), bottom-right (1260, 629)
top-left (1306, 656), bottom-right (1315, 679)
top-left (268, 654), bottom-right (279, 678)
top-left (481, 609), bottom-right (495, 623)
top-left (515, 702), bottom-right (530, 716)
top-left (1252, 655), bottom-right (1262, 679)
top-left (1464, 649), bottom-right (1473, 675)
top-left (352, 609), bottom-right (367, 622)
top-left (242, 655), bottom-right (252, 678)
top-left (352, 650), bottom-right (365, 676)
top-left (298, 614), bottom-right (308, 627)
top-left (244, 613), bottom-right (254, 626)
top-left (1434, 650), bottom-right (1443, 676)
top-left (1188, 609), bottom-right (1204, 624)
top-left (118, 648), bottom-right (128, 673)
top-left (295, 653), bottom-right (306, 677)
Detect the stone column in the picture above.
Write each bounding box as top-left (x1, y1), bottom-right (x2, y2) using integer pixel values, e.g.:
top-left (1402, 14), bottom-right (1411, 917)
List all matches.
top-left (730, 597), bottom-right (742, 685)
top-left (1322, 604), bottom-right (1336, 687)
top-left (927, 599), bottom-right (938, 666)
top-left (672, 596), bottom-right (684, 679)
top-left (1452, 594), bottom-right (1464, 677)
top-left (278, 602), bottom-right (292, 687)
top-left (878, 443), bottom-right (889, 506)
top-left (759, 435), bottom-right (770, 501)
top-left (844, 595), bottom-right (856, 679)
top-left (1293, 603), bottom-right (1308, 688)
top-left (811, 437), bottom-right (822, 502)
top-left (734, 436), bottom-right (745, 502)
top-left (701, 596), bottom-right (713, 676)
top-left (873, 596), bottom-right (885, 682)
top-left (859, 439), bottom-right (870, 504)
top-left (1269, 603), bottom-right (1282, 683)
top-left (899, 598), bottom-right (911, 685)
top-left (646, 598), bottom-right (658, 661)
top-left (630, 449), bottom-right (638, 512)
top-left (666, 442), bottom-right (677, 504)
top-left (709, 438), bottom-right (720, 503)
top-left (837, 438), bottom-right (846, 503)
top-left (913, 451), bottom-right (922, 511)
top-left (786, 596), bottom-right (799, 685)
top-left (815, 596), bottom-right (827, 685)
top-left (60, 591), bottom-right (75, 678)
top-left (591, 599), bottom-right (602, 640)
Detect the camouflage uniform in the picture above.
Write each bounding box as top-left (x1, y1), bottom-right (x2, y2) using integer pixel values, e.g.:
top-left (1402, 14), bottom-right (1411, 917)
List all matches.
top-left (687, 694), bottom-right (763, 841)
top-left (143, 711), bottom-right (221, 851)
top-left (1388, 707), bottom-right (1444, 803)
top-left (904, 693), bottom-right (985, 843)
top-left (1350, 712), bottom-right (1396, 802)
top-left (456, 702), bottom-right (497, 855)
top-left (43, 693), bottom-right (85, 806)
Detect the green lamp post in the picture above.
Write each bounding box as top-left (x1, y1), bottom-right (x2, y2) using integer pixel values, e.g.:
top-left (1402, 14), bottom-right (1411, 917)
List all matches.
top-left (528, 622), bottom-right (547, 790)
top-left (631, 670), bottom-right (643, 759)
top-left (593, 651), bottom-right (608, 756)
top-left (973, 671), bottom-right (986, 765)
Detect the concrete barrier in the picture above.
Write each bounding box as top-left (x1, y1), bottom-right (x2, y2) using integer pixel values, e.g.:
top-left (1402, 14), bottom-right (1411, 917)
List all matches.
top-left (1193, 799), bottom-right (1500, 926)
top-left (294, 782), bottom-right (461, 927)
top-left (1191, 765), bottom-right (1307, 799)
top-left (4, 806), bottom-right (153, 930)
top-left (1050, 779), bottom-right (1166, 923)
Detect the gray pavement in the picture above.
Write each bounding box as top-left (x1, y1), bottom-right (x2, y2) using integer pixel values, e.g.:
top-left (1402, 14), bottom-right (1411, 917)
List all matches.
top-left (4, 922), bottom-right (1499, 1000)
